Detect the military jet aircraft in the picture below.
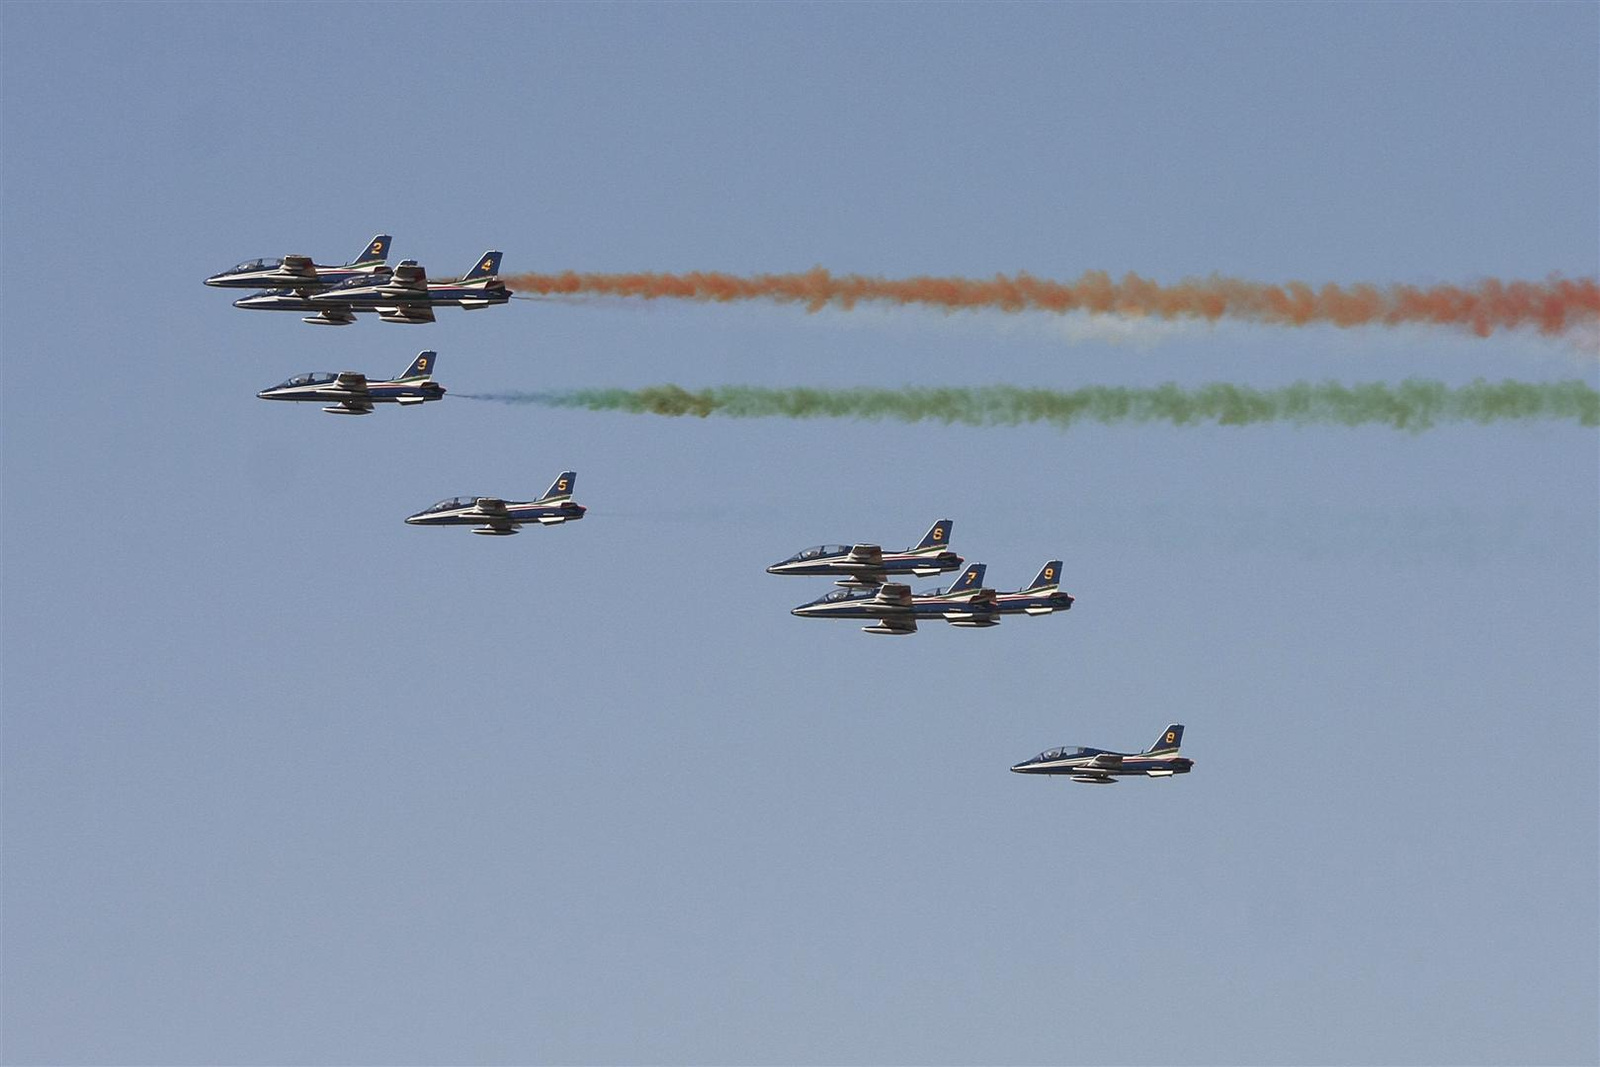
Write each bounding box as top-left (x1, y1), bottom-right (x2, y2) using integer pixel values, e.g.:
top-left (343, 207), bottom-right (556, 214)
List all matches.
top-left (204, 234), bottom-right (391, 290)
top-left (256, 351), bottom-right (445, 416)
top-left (1010, 725), bottom-right (1193, 783)
top-left (789, 563), bottom-right (997, 634)
top-left (234, 251), bottom-right (508, 325)
top-left (991, 561), bottom-right (1076, 617)
top-left (405, 472), bottom-right (585, 536)
top-left (766, 520), bottom-right (963, 587)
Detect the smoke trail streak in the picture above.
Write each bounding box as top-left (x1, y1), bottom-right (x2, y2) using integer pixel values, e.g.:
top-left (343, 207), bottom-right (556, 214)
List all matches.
top-left (458, 380), bottom-right (1599, 431)
top-left (501, 269), bottom-right (1599, 337)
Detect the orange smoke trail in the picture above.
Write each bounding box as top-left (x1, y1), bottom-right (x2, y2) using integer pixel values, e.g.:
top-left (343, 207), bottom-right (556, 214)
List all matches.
top-left (502, 268), bottom-right (1600, 336)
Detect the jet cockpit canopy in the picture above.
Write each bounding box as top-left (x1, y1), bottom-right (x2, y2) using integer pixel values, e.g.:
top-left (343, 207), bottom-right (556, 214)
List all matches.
top-left (424, 496), bottom-right (478, 513)
top-left (790, 544), bottom-right (850, 562)
top-left (1036, 746), bottom-right (1090, 761)
top-left (223, 257), bottom-right (283, 273)
top-left (276, 372), bottom-right (337, 388)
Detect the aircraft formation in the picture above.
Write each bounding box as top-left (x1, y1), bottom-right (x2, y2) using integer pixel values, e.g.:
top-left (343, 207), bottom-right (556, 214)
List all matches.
top-left (212, 233), bottom-right (1192, 783)
top-left (768, 521), bottom-right (1075, 635)
top-left (207, 234), bottom-right (510, 326)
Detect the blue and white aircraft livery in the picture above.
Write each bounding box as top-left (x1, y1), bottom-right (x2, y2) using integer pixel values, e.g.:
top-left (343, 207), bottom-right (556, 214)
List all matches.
top-left (991, 560), bottom-right (1076, 617)
top-left (204, 234), bottom-right (392, 291)
top-left (234, 251), bottom-right (509, 325)
top-left (1010, 725), bottom-right (1193, 783)
top-left (256, 351), bottom-right (446, 416)
top-left (766, 520), bottom-right (963, 587)
top-left (789, 563), bottom-right (998, 634)
top-left (405, 471), bottom-right (585, 536)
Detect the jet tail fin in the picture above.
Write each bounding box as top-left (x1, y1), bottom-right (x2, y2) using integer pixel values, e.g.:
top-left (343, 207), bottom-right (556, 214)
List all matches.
top-left (352, 234), bottom-right (392, 267)
top-left (396, 351), bottom-right (437, 382)
top-left (540, 471), bottom-right (576, 502)
top-left (1025, 560), bottom-right (1063, 592)
top-left (947, 563), bottom-right (986, 595)
top-left (1147, 724), bottom-right (1184, 754)
top-left (460, 250), bottom-right (503, 286)
top-left (912, 519), bottom-right (953, 553)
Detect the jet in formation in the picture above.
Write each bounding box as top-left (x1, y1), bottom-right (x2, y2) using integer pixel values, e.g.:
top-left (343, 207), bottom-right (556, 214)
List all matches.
top-left (992, 561), bottom-right (1075, 616)
top-left (789, 563), bottom-right (999, 634)
top-left (405, 472), bottom-right (585, 536)
top-left (233, 251), bottom-right (509, 325)
top-left (1010, 724), bottom-right (1193, 783)
top-left (767, 520), bottom-right (963, 587)
top-left (256, 351), bottom-right (445, 415)
top-left (204, 234), bottom-right (392, 291)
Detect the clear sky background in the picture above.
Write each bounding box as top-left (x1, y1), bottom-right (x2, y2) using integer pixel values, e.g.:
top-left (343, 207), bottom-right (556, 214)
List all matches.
top-left (3, 4), bottom-right (1596, 1065)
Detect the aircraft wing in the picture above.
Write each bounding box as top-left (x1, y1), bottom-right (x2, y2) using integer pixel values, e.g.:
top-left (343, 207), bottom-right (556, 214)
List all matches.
top-left (379, 305), bottom-right (435, 322)
top-left (475, 498), bottom-right (509, 517)
top-left (1087, 753), bottom-right (1124, 769)
top-left (333, 372), bottom-right (369, 393)
top-left (281, 254), bottom-right (315, 277)
top-left (845, 544), bottom-right (885, 567)
top-left (390, 262), bottom-right (428, 287)
top-left (869, 583), bottom-right (914, 610)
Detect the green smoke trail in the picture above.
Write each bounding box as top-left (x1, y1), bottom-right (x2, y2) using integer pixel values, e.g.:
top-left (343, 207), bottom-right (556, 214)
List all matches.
top-left (459, 380), bottom-right (1599, 431)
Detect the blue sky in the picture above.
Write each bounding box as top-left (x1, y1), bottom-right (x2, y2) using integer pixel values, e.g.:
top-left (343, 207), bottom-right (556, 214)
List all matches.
top-left (3, 3), bottom-right (1596, 1064)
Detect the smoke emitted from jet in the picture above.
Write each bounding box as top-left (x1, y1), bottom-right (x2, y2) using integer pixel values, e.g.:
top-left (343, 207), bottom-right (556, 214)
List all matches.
top-left (459, 380), bottom-right (1599, 431)
top-left (501, 269), bottom-right (1600, 337)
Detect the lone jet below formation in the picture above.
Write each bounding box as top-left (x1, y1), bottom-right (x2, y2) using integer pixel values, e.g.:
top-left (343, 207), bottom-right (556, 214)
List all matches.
top-left (790, 563), bottom-right (997, 634)
top-left (204, 234), bottom-right (392, 291)
top-left (233, 251), bottom-right (509, 325)
top-left (405, 472), bottom-right (585, 536)
top-left (256, 351), bottom-right (445, 415)
top-left (767, 520), bottom-right (963, 587)
top-left (1010, 725), bottom-right (1193, 783)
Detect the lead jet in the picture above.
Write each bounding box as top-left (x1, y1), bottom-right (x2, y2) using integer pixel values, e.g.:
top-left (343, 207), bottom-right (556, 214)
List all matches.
top-left (1010, 725), bottom-right (1193, 783)
top-left (766, 520), bottom-right (963, 587)
top-left (789, 563), bottom-right (998, 635)
top-left (990, 561), bottom-right (1076, 618)
top-left (204, 234), bottom-right (391, 290)
top-left (256, 351), bottom-right (446, 416)
top-left (234, 251), bottom-right (508, 325)
top-left (405, 471), bottom-right (585, 536)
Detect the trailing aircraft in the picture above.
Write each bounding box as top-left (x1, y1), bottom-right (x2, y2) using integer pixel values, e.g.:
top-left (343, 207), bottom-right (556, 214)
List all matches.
top-left (766, 520), bottom-right (963, 587)
top-left (233, 251), bottom-right (508, 325)
top-left (788, 563), bottom-right (998, 635)
top-left (405, 471), bottom-right (585, 536)
top-left (991, 560), bottom-right (1076, 617)
top-left (1010, 725), bottom-right (1193, 783)
top-left (256, 351), bottom-right (445, 415)
top-left (204, 234), bottom-right (391, 290)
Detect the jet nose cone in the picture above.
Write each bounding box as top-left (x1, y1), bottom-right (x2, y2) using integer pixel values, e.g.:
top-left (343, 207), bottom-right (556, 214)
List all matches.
top-left (204, 276), bottom-right (221, 287)
top-left (1010, 763), bottom-right (1026, 773)
top-left (404, 515), bottom-right (421, 524)
top-left (766, 564), bottom-right (782, 574)
top-left (255, 390), bottom-right (269, 399)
